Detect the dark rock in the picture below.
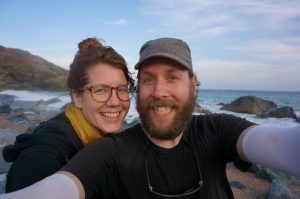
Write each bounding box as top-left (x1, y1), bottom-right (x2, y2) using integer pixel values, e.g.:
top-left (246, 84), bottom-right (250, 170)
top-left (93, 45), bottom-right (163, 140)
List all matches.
top-left (0, 94), bottom-right (15, 114)
top-left (296, 117), bottom-right (300, 123)
top-left (217, 102), bottom-right (225, 106)
top-left (0, 128), bottom-right (19, 146)
top-left (25, 111), bottom-right (60, 125)
top-left (248, 164), bottom-right (261, 173)
top-left (29, 97), bottom-right (62, 113)
top-left (255, 168), bottom-right (300, 185)
top-left (120, 117), bottom-right (140, 132)
top-left (256, 106), bottom-right (297, 119)
top-left (10, 112), bottom-right (31, 125)
top-left (0, 94), bottom-right (15, 104)
top-left (31, 100), bottom-right (48, 113)
top-left (11, 100), bottom-right (37, 111)
top-left (194, 103), bottom-right (212, 115)
top-left (10, 110), bottom-right (60, 126)
top-left (255, 168), bottom-right (274, 182)
top-left (45, 97), bottom-right (61, 104)
top-left (230, 181), bottom-right (246, 189)
top-left (220, 96), bottom-right (277, 114)
top-left (267, 180), bottom-right (300, 199)
top-left (0, 104), bottom-right (12, 114)
top-left (0, 174), bottom-right (6, 194)
top-left (0, 129), bottom-right (19, 174)
top-left (0, 147), bottom-right (12, 175)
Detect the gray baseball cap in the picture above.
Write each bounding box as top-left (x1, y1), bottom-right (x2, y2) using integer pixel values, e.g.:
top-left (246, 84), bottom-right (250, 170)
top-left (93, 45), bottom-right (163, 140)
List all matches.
top-left (134, 38), bottom-right (193, 73)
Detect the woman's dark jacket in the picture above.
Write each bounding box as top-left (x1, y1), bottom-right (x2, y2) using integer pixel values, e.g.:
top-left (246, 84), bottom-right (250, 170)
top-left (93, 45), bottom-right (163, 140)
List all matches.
top-left (2, 113), bottom-right (83, 192)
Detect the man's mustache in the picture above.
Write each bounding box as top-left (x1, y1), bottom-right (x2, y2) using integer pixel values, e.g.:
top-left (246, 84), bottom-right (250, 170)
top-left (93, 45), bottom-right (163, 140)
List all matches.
top-left (147, 99), bottom-right (178, 108)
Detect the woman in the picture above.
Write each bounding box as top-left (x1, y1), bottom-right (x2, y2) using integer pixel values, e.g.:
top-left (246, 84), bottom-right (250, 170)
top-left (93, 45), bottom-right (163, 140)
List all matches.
top-left (2, 37), bottom-right (134, 192)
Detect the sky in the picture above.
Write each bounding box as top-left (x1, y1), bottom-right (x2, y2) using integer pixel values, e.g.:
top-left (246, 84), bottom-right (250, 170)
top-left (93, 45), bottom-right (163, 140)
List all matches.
top-left (1, 0), bottom-right (300, 92)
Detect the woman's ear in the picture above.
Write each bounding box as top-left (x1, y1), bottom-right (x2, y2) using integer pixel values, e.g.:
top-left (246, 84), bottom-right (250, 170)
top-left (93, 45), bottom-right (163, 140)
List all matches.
top-left (71, 90), bottom-right (82, 108)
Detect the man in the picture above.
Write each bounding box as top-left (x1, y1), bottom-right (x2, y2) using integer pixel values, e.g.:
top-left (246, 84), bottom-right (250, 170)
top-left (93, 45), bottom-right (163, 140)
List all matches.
top-left (1, 38), bottom-right (299, 199)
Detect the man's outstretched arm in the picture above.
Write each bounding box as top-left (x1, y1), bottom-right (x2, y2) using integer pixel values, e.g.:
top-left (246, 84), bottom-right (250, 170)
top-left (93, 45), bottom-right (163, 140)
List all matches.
top-left (0, 171), bottom-right (84, 199)
top-left (237, 125), bottom-right (300, 177)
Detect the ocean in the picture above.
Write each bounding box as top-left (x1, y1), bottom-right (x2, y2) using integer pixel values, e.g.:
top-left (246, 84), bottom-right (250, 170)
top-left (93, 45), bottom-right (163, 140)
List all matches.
top-left (197, 89), bottom-right (300, 127)
top-left (1, 89), bottom-right (299, 127)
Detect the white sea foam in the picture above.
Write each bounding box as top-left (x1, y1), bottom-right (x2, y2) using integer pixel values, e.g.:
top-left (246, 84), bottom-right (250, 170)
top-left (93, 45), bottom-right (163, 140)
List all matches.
top-left (0, 90), bottom-right (71, 111)
top-left (1, 89), bottom-right (299, 127)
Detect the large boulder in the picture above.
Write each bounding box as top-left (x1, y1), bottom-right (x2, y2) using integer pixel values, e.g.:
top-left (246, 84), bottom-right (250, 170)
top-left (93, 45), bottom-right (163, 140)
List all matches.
top-left (0, 94), bottom-right (15, 105)
top-left (220, 96), bottom-right (277, 114)
top-left (194, 103), bottom-right (212, 115)
top-left (0, 94), bottom-right (15, 114)
top-left (256, 106), bottom-right (297, 119)
top-left (31, 97), bottom-right (62, 113)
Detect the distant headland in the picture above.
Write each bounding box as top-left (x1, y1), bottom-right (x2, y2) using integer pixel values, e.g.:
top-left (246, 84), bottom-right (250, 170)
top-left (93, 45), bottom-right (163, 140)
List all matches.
top-left (0, 45), bottom-right (68, 91)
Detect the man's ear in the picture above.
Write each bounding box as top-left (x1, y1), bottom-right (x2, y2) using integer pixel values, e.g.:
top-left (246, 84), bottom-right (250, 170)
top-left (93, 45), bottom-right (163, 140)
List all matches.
top-left (72, 90), bottom-right (83, 108)
top-left (191, 75), bottom-right (198, 96)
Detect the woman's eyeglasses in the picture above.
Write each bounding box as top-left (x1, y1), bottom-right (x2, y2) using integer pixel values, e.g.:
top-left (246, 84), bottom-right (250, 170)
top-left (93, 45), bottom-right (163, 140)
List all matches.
top-left (145, 140), bottom-right (204, 198)
top-left (81, 84), bottom-right (133, 102)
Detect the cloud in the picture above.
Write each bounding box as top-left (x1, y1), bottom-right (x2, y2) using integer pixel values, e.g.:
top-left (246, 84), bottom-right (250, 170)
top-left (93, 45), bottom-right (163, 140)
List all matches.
top-left (107, 19), bottom-right (128, 25)
top-left (227, 37), bottom-right (300, 64)
top-left (140, 0), bottom-right (300, 38)
top-left (140, 0), bottom-right (300, 90)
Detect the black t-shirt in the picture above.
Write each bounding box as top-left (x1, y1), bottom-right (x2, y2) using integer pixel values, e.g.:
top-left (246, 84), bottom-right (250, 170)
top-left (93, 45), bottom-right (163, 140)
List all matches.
top-left (63, 114), bottom-right (254, 199)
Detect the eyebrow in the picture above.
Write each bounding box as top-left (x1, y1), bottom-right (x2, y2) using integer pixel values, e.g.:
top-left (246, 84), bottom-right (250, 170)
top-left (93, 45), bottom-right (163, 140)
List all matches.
top-left (141, 68), bottom-right (182, 76)
top-left (140, 71), bottom-right (154, 77)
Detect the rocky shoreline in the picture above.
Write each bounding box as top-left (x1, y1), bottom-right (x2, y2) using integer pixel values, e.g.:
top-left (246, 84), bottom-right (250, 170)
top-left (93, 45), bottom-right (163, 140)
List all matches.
top-left (0, 94), bottom-right (300, 198)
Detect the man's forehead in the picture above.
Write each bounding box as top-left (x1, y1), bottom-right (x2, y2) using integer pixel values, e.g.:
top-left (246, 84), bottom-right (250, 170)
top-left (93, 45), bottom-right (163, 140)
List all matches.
top-left (139, 64), bottom-right (186, 75)
top-left (138, 57), bottom-right (188, 73)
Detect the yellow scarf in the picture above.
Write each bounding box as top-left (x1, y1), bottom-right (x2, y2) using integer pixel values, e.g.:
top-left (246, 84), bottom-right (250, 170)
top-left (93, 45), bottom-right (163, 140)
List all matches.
top-left (65, 104), bottom-right (103, 145)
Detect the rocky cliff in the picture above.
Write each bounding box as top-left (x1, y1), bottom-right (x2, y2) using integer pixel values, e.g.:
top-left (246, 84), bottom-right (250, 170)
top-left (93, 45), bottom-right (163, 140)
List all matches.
top-left (0, 45), bottom-right (68, 91)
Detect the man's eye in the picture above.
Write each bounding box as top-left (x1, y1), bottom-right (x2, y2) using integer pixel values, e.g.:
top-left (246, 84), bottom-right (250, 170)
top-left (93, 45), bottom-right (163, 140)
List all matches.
top-left (167, 75), bottom-right (178, 81)
top-left (143, 78), bottom-right (154, 85)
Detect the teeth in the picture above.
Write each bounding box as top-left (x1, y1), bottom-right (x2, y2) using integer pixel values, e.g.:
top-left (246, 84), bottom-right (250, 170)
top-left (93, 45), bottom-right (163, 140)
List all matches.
top-left (154, 106), bottom-right (171, 114)
top-left (102, 112), bottom-right (120, 118)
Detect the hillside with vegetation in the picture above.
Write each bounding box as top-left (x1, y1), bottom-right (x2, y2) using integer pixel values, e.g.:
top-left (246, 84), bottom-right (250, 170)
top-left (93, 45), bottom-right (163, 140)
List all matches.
top-left (0, 45), bottom-right (68, 91)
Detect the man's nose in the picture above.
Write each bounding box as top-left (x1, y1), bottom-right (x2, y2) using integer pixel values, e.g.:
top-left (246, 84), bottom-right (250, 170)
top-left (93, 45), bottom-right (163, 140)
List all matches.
top-left (152, 80), bottom-right (169, 99)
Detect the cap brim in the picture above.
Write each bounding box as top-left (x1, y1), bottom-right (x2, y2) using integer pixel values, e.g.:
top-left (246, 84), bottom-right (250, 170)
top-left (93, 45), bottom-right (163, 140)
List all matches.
top-left (134, 52), bottom-right (190, 71)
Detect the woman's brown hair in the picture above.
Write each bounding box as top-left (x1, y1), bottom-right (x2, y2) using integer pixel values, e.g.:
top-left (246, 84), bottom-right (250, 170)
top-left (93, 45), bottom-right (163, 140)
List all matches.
top-left (67, 37), bottom-right (134, 94)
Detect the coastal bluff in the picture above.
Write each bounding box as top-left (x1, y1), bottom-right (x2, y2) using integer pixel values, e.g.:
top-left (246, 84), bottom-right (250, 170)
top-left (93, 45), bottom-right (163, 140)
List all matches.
top-left (0, 45), bottom-right (68, 91)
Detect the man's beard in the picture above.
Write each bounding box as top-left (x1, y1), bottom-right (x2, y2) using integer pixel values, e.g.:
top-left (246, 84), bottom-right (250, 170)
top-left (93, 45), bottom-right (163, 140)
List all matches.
top-left (136, 87), bottom-right (196, 140)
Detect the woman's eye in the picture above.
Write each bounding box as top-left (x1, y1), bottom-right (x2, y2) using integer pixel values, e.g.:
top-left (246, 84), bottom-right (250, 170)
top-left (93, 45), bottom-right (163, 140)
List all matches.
top-left (117, 86), bottom-right (129, 93)
top-left (94, 87), bottom-right (108, 93)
